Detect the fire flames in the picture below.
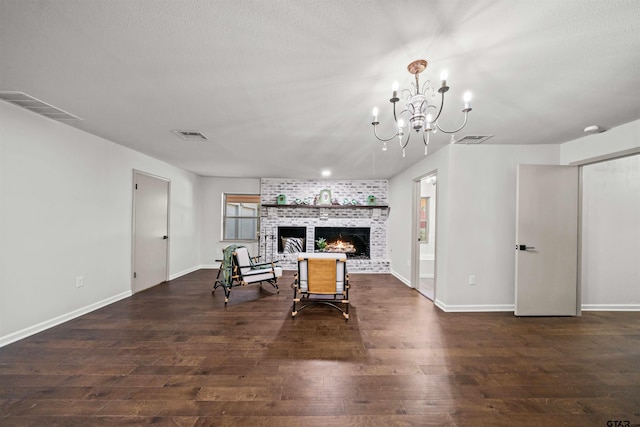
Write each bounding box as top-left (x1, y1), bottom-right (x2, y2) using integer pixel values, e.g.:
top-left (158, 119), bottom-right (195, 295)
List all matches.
top-left (325, 239), bottom-right (356, 253)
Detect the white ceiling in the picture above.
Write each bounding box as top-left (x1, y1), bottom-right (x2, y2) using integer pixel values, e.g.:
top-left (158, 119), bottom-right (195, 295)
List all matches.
top-left (1, 0), bottom-right (639, 179)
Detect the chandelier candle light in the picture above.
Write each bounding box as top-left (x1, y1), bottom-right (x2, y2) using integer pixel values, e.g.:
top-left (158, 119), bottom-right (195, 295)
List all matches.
top-left (372, 59), bottom-right (472, 157)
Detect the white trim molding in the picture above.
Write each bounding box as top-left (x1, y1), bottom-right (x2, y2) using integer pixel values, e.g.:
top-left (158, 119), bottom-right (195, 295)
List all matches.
top-left (168, 265), bottom-right (202, 280)
top-left (581, 304), bottom-right (640, 311)
top-left (0, 291), bottom-right (132, 348)
top-left (390, 270), bottom-right (411, 287)
top-left (435, 301), bottom-right (515, 312)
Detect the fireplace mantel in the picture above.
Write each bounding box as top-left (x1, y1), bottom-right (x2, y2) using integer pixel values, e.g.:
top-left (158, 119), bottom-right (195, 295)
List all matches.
top-left (262, 204), bottom-right (388, 210)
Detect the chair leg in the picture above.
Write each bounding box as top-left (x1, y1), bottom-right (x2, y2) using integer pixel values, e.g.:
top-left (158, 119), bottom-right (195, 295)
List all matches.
top-left (212, 279), bottom-right (221, 295)
top-left (223, 286), bottom-right (230, 305)
top-left (292, 286), bottom-right (298, 317)
top-left (213, 279), bottom-right (231, 305)
top-left (344, 287), bottom-right (349, 320)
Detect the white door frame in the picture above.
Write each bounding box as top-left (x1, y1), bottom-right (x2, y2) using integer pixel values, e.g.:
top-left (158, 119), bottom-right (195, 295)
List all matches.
top-left (411, 170), bottom-right (438, 300)
top-left (572, 151), bottom-right (640, 313)
top-left (131, 170), bottom-right (170, 293)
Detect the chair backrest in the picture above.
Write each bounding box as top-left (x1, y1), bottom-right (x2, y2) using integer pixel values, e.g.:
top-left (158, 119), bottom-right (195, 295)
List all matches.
top-left (221, 244), bottom-right (243, 283)
top-left (233, 246), bottom-right (253, 275)
top-left (298, 253), bottom-right (346, 294)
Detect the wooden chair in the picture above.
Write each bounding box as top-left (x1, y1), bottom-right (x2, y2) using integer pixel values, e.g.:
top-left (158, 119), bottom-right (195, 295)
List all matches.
top-left (213, 245), bottom-right (282, 304)
top-left (292, 253), bottom-right (349, 319)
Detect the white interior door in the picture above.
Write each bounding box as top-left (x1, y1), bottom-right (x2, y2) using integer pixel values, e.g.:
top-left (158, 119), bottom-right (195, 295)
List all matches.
top-left (515, 164), bottom-right (579, 316)
top-left (133, 171), bottom-right (169, 293)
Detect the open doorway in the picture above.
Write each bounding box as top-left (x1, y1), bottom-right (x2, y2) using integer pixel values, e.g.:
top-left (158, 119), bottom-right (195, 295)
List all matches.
top-left (413, 172), bottom-right (437, 301)
top-left (580, 153), bottom-right (640, 309)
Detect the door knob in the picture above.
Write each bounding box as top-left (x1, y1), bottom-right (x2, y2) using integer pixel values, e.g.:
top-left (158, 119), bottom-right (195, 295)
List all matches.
top-left (163, 235), bottom-right (168, 239)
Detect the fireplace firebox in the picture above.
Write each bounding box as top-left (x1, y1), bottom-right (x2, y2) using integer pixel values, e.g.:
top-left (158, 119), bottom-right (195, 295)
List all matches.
top-left (314, 227), bottom-right (370, 259)
top-left (277, 226), bottom-right (307, 253)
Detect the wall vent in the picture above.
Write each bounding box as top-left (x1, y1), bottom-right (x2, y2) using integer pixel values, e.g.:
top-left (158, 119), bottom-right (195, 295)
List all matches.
top-left (0, 91), bottom-right (82, 121)
top-left (171, 130), bottom-right (208, 141)
top-left (452, 135), bottom-right (494, 144)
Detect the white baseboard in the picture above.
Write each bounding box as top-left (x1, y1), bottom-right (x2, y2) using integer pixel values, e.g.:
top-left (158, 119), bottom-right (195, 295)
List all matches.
top-left (169, 265), bottom-right (203, 280)
top-left (581, 304), bottom-right (640, 311)
top-left (390, 269), bottom-right (411, 287)
top-left (0, 291), bottom-right (132, 348)
top-left (435, 301), bottom-right (515, 312)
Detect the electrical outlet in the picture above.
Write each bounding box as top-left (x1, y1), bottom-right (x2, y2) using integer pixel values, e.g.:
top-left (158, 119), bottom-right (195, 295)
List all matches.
top-left (76, 276), bottom-right (84, 288)
top-left (468, 275), bottom-right (476, 286)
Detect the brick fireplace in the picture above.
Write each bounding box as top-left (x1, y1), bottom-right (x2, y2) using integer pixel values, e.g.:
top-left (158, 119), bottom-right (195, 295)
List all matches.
top-left (260, 178), bottom-right (390, 273)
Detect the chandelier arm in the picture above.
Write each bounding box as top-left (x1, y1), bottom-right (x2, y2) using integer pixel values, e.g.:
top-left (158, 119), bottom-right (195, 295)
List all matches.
top-left (394, 107), bottom-right (410, 125)
top-left (422, 132), bottom-right (430, 155)
top-left (434, 111), bottom-right (470, 134)
top-left (430, 91), bottom-right (446, 123)
top-left (422, 132), bottom-right (430, 146)
top-left (373, 125), bottom-right (400, 142)
top-left (400, 129), bottom-right (411, 149)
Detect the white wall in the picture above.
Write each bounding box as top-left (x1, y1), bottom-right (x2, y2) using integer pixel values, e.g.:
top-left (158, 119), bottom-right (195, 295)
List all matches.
top-left (581, 155), bottom-right (640, 309)
top-left (561, 118), bottom-right (640, 310)
top-left (0, 102), bottom-right (201, 345)
top-left (389, 146), bottom-right (451, 301)
top-left (199, 176), bottom-right (261, 267)
top-left (389, 118), bottom-right (640, 312)
top-left (389, 143), bottom-right (560, 311)
top-left (444, 144), bottom-right (560, 310)
top-left (561, 119), bottom-right (640, 165)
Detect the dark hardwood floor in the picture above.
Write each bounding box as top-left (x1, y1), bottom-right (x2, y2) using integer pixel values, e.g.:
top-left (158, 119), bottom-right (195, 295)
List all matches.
top-left (1, 269), bottom-right (639, 426)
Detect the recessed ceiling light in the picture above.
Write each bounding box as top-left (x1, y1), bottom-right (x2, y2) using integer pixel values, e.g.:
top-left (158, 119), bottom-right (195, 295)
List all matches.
top-left (321, 170), bottom-right (331, 177)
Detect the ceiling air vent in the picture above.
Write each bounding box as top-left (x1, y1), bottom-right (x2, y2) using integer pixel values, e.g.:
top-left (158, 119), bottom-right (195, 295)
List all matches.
top-left (171, 130), bottom-right (208, 141)
top-left (451, 135), bottom-right (494, 145)
top-left (0, 91), bottom-right (82, 121)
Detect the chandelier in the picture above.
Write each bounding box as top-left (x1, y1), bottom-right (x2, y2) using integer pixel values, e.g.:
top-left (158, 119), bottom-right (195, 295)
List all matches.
top-left (371, 59), bottom-right (472, 157)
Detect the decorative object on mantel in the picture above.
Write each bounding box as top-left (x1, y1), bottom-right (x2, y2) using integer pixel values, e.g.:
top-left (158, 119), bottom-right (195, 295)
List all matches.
top-left (318, 189), bottom-right (332, 205)
top-left (371, 59), bottom-right (473, 157)
top-left (331, 198), bottom-right (340, 205)
top-left (259, 203), bottom-right (389, 210)
top-left (277, 194), bottom-right (287, 205)
top-left (367, 195), bottom-right (376, 205)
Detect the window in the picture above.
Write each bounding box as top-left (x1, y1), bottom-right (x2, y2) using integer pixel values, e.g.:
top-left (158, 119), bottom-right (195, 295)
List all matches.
top-left (223, 194), bottom-right (260, 241)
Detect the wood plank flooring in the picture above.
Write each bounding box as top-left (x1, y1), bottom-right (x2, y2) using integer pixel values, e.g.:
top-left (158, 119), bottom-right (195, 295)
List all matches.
top-left (1, 269), bottom-right (639, 426)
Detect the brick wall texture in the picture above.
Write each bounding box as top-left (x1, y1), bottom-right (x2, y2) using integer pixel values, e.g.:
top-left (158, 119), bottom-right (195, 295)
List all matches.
top-left (259, 179), bottom-right (390, 272)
